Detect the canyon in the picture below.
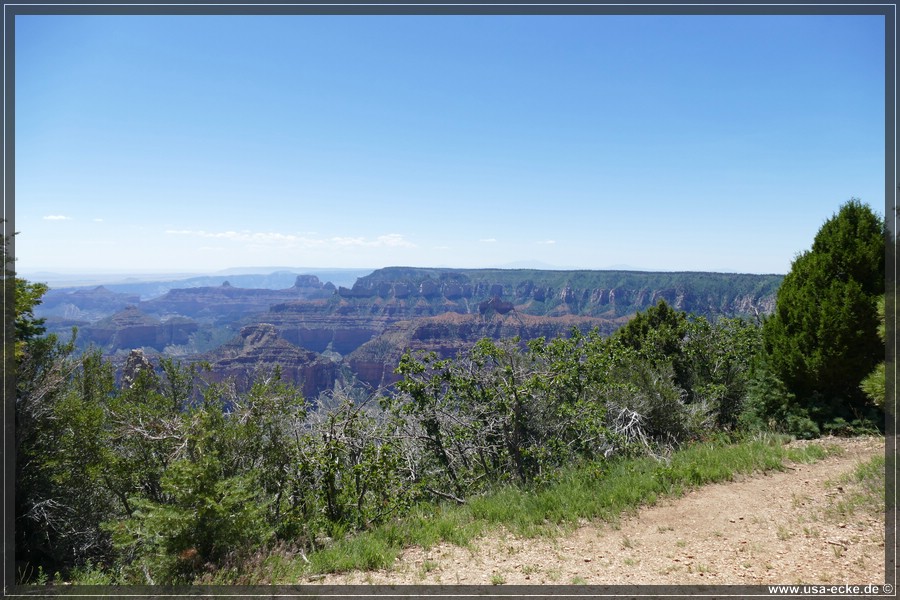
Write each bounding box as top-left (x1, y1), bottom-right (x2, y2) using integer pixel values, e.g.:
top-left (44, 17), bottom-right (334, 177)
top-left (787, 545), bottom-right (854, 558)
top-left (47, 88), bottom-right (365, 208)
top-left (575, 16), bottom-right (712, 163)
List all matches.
top-left (36, 267), bottom-right (783, 397)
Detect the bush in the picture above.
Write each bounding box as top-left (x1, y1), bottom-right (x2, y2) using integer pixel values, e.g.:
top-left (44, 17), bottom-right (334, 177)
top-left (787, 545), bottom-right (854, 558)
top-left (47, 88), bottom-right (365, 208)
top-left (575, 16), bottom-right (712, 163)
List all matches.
top-left (108, 453), bottom-right (273, 583)
top-left (739, 365), bottom-right (820, 439)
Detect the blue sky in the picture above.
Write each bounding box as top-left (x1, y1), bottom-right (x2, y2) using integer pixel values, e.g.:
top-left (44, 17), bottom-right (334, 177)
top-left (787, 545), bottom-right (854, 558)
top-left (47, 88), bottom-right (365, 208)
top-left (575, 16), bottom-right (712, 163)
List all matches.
top-left (14, 14), bottom-right (885, 276)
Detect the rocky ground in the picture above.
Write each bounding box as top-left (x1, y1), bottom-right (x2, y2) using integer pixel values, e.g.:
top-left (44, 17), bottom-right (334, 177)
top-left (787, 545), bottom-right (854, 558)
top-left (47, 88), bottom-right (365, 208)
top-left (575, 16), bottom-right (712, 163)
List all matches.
top-left (316, 436), bottom-right (887, 586)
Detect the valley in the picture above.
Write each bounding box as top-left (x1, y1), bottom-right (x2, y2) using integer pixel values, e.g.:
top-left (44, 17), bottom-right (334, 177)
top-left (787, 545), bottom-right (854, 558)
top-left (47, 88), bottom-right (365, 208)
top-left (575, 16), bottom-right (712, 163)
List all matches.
top-left (35, 267), bottom-right (784, 398)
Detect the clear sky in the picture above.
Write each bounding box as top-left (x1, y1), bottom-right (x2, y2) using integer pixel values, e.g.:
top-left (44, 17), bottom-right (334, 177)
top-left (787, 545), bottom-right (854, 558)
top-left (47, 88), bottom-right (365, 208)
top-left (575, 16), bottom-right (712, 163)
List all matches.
top-left (14, 13), bottom-right (885, 276)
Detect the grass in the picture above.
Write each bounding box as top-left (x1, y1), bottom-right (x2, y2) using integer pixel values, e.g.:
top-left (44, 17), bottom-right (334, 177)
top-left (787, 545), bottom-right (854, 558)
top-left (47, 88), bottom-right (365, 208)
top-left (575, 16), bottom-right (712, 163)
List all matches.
top-left (824, 455), bottom-right (885, 520)
top-left (307, 533), bottom-right (400, 574)
top-left (417, 559), bottom-right (439, 580)
top-left (236, 434), bottom-right (848, 582)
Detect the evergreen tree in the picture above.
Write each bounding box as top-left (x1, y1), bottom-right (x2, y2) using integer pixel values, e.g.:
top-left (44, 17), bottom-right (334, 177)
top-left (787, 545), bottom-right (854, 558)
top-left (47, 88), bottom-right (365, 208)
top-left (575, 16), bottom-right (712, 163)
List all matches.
top-left (762, 199), bottom-right (885, 427)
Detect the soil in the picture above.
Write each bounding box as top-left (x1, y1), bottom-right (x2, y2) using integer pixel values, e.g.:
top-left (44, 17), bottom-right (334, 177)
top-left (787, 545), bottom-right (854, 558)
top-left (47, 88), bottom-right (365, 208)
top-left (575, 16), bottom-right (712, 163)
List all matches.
top-left (316, 436), bottom-right (887, 586)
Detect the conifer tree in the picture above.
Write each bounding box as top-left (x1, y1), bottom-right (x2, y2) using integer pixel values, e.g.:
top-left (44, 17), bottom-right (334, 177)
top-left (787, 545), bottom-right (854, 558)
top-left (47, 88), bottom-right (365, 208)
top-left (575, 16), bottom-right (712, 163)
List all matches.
top-left (762, 199), bottom-right (885, 425)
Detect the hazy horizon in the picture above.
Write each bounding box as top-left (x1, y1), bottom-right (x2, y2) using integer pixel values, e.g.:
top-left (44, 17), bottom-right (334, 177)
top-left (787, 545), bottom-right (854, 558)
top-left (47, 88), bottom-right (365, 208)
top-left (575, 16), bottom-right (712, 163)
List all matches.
top-left (15, 14), bottom-right (885, 275)
top-left (20, 261), bottom-right (790, 291)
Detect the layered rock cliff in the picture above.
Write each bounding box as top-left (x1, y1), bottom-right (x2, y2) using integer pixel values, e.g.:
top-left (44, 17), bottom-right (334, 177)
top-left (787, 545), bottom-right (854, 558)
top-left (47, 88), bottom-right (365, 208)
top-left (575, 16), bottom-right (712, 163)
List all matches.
top-left (142, 275), bottom-right (334, 323)
top-left (38, 268), bottom-right (782, 400)
top-left (77, 306), bottom-right (198, 352)
top-left (201, 323), bottom-right (338, 399)
top-left (39, 286), bottom-right (142, 321)
top-left (336, 267), bottom-right (781, 319)
top-left (258, 268), bottom-right (780, 364)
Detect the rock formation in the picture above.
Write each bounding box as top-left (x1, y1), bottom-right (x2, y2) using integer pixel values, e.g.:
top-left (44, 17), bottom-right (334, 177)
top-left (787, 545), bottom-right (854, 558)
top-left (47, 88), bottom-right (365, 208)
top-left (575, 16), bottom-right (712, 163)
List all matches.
top-left (121, 348), bottom-right (155, 388)
top-left (38, 286), bottom-right (141, 321)
top-left (202, 323), bottom-right (337, 399)
top-left (37, 268), bottom-right (783, 399)
top-left (141, 277), bottom-right (333, 323)
top-left (77, 306), bottom-right (198, 352)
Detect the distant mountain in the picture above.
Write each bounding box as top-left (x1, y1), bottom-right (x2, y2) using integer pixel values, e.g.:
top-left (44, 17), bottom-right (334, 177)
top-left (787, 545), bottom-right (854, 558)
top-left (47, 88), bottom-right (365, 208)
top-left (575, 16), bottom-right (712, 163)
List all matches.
top-left (38, 286), bottom-right (142, 321)
top-left (37, 269), bottom-right (374, 300)
top-left (74, 305), bottom-right (198, 352)
top-left (20, 271), bottom-right (206, 288)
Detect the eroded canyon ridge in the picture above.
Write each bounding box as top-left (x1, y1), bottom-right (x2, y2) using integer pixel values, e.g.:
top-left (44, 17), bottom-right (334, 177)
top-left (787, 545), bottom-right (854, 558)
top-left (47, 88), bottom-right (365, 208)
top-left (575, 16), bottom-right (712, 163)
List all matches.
top-left (37, 267), bottom-right (783, 398)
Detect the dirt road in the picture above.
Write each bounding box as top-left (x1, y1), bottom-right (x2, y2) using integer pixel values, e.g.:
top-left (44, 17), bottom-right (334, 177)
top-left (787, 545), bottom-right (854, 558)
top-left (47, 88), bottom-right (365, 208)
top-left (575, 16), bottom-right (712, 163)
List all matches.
top-left (318, 436), bottom-right (887, 586)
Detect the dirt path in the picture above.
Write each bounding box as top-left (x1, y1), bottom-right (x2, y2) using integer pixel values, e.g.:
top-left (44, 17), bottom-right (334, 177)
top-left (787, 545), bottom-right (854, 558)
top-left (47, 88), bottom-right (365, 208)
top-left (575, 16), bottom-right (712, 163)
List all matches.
top-left (318, 436), bottom-right (886, 586)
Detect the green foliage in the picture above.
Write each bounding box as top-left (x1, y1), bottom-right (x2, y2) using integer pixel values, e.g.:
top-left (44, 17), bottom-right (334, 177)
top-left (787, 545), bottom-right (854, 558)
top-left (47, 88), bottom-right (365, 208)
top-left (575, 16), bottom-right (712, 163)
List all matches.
top-left (3, 226), bottom-right (51, 364)
top-left (860, 362), bottom-right (885, 409)
top-left (392, 332), bottom-right (612, 499)
top-left (103, 369), bottom-right (319, 584)
top-left (615, 299), bottom-right (691, 391)
top-left (602, 350), bottom-right (694, 448)
top-left (292, 393), bottom-right (414, 540)
top-left (15, 278), bottom-right (49, 361)
top-left (608, 300), bottom-right (765, 442)
top-left (739, 363), bottom-right (820, 439)
top-left (682, 317), bottom-right (763, 429)
top-left (109, 456), bottom-right (272, 584)
top-left (860, 295), bottom-right (886, 409)
top-left (763, 199), bottom-right (885, 428)
top-left (617, 299), bottom-right (689, 359)
top-left (15, 342), bottom-right (117, 575)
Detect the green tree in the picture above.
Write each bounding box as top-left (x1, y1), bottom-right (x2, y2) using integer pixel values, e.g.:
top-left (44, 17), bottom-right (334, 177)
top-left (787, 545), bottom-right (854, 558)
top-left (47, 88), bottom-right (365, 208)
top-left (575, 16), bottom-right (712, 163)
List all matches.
top-left (6, 227), bottom-right (105, 575)
top-left (392, 333), bottom-right (613, 496)
top-left (615, 299), bottom-right (692, 395)
top-left (860, 295), bottom-right (885, 409)
top-left (762, 199), bottom-right (885, 428)
top-left (2, 224), bottom-right (50, 360)
top-left (15, 278), bottom-right (48, 361)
